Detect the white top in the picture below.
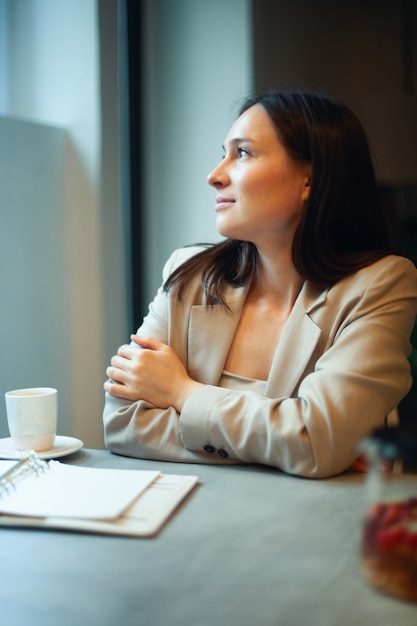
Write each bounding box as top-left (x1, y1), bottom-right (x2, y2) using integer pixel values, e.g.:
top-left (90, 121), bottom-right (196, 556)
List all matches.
top-left (219, 370), bottom-right (267, 395)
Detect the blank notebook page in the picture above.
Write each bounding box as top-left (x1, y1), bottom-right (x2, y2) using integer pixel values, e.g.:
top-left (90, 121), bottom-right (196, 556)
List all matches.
top-left (0, 460), bottom-right (159, 520)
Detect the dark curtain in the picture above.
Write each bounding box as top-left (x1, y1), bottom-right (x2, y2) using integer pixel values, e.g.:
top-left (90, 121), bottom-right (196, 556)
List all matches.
top-left (123, 0), bottom-right (146, 328)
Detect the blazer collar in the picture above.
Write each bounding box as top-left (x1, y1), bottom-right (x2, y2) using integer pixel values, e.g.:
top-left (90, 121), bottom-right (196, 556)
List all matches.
top-left (187, 284), bottom-right (247, 385)
top-left (187, 281), bottom-right (329, 396)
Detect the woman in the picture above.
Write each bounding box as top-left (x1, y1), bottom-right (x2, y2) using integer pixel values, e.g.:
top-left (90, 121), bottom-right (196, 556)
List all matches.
top-left (103, 90), bottom-right (417, 478)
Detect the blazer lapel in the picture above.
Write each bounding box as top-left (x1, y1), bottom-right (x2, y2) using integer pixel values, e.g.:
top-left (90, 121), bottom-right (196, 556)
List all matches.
top-left (266, 282), bottom-right (328, 398)
top-left (188, 285), bottom-right (248, 385)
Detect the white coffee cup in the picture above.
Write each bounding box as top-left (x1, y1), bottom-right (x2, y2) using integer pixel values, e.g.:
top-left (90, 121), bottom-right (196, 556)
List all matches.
top-left (5, 387), bottom-right (57, 451)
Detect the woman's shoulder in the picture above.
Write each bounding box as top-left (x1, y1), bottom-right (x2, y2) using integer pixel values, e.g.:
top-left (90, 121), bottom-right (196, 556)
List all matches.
top-left (358, 254), bottom-right (417, 285)
top-left (162, 245), bottom-right (210, 280)
top-left (373, 253), bottom-right (417, 273)
top-left (333, 254), bottom-right (417, 302)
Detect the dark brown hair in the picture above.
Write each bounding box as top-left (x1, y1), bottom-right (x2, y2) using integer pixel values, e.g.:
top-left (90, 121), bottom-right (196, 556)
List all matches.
top-left (164, 90), bottom-right (391, 306)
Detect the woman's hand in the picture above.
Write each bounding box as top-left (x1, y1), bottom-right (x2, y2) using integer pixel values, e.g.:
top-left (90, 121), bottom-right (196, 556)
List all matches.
top-left (103, 335), bottom-right (202, 413)
top-left (349, 453), bottom-right (394, 473)
top-left (349, 454), bottom-right (369, 472)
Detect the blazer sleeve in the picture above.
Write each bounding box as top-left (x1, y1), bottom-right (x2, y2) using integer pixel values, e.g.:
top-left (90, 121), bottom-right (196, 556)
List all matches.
top-left (103, 247), bottom-right (238, 465)
top-left (179, 256), bottom-right (417, 477)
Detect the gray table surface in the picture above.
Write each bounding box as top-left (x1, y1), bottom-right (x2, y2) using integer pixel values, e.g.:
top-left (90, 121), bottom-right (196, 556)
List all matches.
top-left (1, 448), bottom-right (416, 626)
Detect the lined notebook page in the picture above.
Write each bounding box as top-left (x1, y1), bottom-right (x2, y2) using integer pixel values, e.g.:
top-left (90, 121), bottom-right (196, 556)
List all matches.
top-left (0, 460), bottom-right (159, 520)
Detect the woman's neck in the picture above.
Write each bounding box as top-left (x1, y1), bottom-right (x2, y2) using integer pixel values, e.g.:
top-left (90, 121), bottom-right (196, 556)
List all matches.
top-left (254, 248), bottom-right (303, 310)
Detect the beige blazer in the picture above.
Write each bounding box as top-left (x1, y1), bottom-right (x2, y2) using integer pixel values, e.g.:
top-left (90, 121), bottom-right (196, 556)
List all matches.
top-left (103, 247), bottom-right (417, 478)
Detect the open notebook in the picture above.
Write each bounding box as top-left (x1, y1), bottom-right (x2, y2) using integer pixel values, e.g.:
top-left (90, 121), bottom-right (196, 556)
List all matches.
top-left (0, 454), bottom-right (198, 537)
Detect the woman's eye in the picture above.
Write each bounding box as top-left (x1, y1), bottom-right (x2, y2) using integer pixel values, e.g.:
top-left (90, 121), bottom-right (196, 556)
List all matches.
top-left (237, 147), bottom-right (249, 157)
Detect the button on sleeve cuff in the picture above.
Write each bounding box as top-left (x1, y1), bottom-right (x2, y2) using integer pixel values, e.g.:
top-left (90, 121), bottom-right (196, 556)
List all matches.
top-left (179, 385), bottom-right (235, 458)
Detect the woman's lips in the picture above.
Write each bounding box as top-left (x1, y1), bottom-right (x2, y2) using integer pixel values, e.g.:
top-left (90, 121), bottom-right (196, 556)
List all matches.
top-left (215, 197), bottom-right (235, 211)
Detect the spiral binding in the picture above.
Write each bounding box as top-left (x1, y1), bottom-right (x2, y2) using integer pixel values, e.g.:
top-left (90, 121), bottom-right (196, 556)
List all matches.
top-left (0, 452), bottom-right (49, 498)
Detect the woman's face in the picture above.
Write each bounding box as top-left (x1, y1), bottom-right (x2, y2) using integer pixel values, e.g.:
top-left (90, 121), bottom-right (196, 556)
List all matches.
top-left (207, 104), bottom-right (311, 251)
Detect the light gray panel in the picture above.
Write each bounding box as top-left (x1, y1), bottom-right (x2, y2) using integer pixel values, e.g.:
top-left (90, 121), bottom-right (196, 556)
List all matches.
top-left (0, 117), bottom-right (73, 439)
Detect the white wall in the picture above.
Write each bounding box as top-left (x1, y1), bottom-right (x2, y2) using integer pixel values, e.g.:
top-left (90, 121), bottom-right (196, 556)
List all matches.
top-left (0, 0), bottom-right (124, 447)
top-left (0, 117), bottom-right (74, 438)
top-left (0, 0), bottom-right (9, 112)
top-left (7, 0), bottom-right (100, 183)
top-left (141, 0), bottom-right (253, 305)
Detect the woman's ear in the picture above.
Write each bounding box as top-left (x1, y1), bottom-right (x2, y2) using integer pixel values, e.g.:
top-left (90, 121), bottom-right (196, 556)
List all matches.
top-left (301, 171), bottom-right (311, 203)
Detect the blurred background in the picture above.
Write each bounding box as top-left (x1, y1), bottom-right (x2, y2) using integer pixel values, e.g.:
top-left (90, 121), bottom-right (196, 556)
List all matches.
top-left (0, 0), bottom-right (416, 448)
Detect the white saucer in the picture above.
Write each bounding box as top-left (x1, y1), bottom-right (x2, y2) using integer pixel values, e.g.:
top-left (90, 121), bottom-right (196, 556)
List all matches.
top-left (0, 435), bottom-right (84, 460)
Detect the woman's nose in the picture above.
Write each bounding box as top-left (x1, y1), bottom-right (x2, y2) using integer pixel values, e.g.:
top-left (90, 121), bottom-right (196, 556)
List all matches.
top-left (207, 160), bottom-right (228, 187)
